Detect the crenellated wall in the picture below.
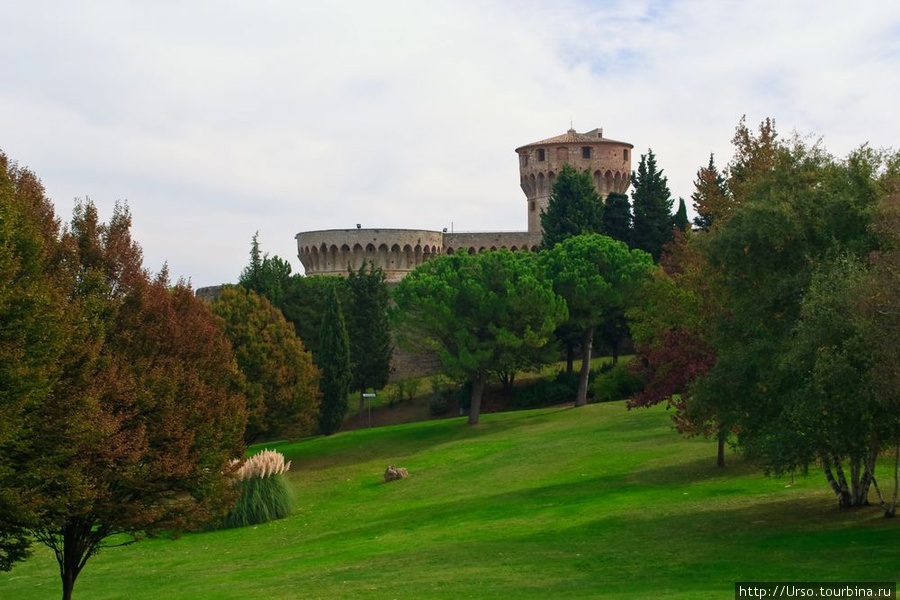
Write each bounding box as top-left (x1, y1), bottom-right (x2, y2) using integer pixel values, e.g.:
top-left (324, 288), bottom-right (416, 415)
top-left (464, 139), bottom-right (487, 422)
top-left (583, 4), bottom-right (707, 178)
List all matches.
top-left (295, 229), bottom-right (444, 282)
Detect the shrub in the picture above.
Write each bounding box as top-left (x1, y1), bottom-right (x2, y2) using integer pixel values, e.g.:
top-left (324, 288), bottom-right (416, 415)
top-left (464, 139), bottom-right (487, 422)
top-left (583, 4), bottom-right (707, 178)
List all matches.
top-left (512, 371), bottom-right (577, 408)
top-left (427, 375), bottom-right (460, 415)
top-left (220, 450), bottom-right (294, 530)
top-left (592, 363), bottom-right (644, 403)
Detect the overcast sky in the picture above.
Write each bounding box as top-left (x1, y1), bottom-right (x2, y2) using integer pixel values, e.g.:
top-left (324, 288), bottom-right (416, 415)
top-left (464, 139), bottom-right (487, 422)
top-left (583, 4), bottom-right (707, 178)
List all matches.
top-left (2, 1), bottom-right (898, 288)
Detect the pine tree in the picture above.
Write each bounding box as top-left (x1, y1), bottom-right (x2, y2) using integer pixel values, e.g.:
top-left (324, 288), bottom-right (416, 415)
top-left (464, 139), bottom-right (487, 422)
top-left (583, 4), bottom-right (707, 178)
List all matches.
top-left (540, 163), bottom-right (604, 249)
top-left (631, 149), bottom-right (674, 261)
top-left (318, 284), bottom-right (351, 435)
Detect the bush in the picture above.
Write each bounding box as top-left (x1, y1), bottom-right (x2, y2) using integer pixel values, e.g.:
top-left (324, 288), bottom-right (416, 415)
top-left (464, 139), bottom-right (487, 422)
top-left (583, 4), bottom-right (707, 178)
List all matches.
top-left (592, 363), bottom-right (644, 403)
top-left (428, 375), bottom-right (462, 415)
top-left (512, 371), bottom-right (577, 408)
top-left (219, 450), bottom-right (294, 530)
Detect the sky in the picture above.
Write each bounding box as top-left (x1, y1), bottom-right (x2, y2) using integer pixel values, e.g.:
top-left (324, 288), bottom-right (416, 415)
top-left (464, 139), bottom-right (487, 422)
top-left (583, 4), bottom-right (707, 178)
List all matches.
top-left (2, 0), bottom-right (898, 288)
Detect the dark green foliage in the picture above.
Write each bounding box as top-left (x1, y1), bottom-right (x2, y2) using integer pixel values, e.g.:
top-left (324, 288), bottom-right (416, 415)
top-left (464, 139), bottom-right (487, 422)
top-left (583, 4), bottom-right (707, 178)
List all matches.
top-left (220, 474), bottom-right (294, 530)
top-left (673, 198), bottom-right (689, 231)
top-left (392, 250), bottom-right (568, 425)
top-left (541, 234), bottom-right (654, 406)
top-left (631, 149), bottom-right (675, 261)
top-left (346, 262), bottom-right (393, 396)
top-left (540, 163), bottom-right (604, 249)
top-left (592, 363), bottom-right (644, 403)
top-left (601, 192), bottom-right (631, 245)
top-left (239, 232), bottom-right (293, 307)
top-left (280, 275), bottom-right (351, 358)
top-left (512, 371), bottom-right (579, 408)
top-left (318, 286), bottom-right (351, 435)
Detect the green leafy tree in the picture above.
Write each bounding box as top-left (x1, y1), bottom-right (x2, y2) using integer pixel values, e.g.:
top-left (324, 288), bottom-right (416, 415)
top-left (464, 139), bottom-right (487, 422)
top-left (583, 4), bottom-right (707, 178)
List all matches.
top-left (542, 234), bottom-right (653, 407)
top-left (693, 131), bottom-right (886, 507)
top-left (691, 153), bottom-right (730, 230)
top-left (212, 286), bottom-right (321, 443)
top-left (601, 192), bottom-right (631, 246)
top-left (318, 285), bottom-right (351, 435)
top-left (631, 149), bottom-right (674, 261)
top-left (346, 262), bottom-right (393, 417)
top-left (0, 152), bottom-right (69, 571)
top-left (393, 250), bottom-right (567, 424)
top-left (540, 163), bottom-right (604, 249)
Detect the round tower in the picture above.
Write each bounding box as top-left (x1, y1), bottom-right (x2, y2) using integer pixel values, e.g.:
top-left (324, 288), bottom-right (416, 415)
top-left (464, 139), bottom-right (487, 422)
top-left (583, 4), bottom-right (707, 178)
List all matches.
top-left (515, 128), bottom-right (634, 233)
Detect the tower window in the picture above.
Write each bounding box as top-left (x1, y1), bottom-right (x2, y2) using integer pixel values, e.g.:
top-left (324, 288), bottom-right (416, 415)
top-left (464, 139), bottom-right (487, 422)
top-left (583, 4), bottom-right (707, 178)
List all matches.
top-left (530, 201), bottom-right (535, 212)
top-left (623, 148), bottom-right (629, 161)
top-left (582, 147), bottom-right (591, 159)
top-left (537, 148), bottom-right (545, 161)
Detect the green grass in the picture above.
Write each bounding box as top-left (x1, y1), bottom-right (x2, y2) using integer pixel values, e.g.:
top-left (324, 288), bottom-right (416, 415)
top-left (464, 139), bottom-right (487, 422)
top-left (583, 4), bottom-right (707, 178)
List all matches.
top-left (2, 402), bottom-right (898, 599)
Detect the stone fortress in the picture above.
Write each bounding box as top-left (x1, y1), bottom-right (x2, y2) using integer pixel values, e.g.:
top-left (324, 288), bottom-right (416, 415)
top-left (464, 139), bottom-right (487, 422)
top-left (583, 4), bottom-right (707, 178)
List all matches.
top-left (295, 127), bottom-right (634, 281)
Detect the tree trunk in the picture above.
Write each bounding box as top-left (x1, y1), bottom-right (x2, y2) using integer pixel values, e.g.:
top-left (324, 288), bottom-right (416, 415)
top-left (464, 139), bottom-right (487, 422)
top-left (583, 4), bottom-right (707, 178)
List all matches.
top-left (716, 429), bottom-right (726, 468)
top-left (821, 454), bottom-right (851, 508)
top-left (575, 327), bottom-right (593, 407)
top-left (60, 525), bottom-right (87, 600)
top-left (468, 372), bottom-right (486, 425)
top-left (565, 343), bottom-right (574, 375)
top-left (611, 341), bottom-right (619, 366)
top-left (887, 444), bottom-right (899, 518)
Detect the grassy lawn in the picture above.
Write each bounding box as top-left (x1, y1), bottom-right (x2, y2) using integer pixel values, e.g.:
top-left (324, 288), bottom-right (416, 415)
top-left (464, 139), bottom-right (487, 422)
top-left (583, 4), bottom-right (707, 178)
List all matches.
top-left (2, 401), bottom-right (898, 599)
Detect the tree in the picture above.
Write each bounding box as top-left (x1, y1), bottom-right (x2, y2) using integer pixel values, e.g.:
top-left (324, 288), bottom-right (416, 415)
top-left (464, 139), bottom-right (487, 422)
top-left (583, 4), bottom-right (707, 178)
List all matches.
top-left (280, 274), bottom-right (351, 360)
top-left (691, 131), bottom-right (886, 506)
top-left (691, 153), bottom-right (730, 230)
top-left (346, 262), bottom-right (393, 418)
top-left (0, 152), bottom-right (68, 571)
top-left (239, 232), bottom-right (293, 308)
top-left (540, 163), bottom-right (604, 249)
top-left (212, 286), bottom-right (321, 443)
top-left (601, 192), bottom-right (631, 246)
top-left (318, 284), bottom-right (351, 435)
top-left (673, 198), bottom-right (689, 231)
top-left (2, 194), bottom-right (248, 599)
top-left (393, 250), bottom-right (567, 425)
top-left (861, 168), bottom-right (900, 516)
top-left (541, 234), bottom-right (653, 407)
top-left (631, 149), bottom-right (674, 261)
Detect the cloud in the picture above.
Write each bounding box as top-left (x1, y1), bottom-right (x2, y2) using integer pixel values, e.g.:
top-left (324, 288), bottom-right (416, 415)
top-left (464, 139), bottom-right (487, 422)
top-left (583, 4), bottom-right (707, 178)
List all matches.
top-left (1, 0), bottom-right (898, 287)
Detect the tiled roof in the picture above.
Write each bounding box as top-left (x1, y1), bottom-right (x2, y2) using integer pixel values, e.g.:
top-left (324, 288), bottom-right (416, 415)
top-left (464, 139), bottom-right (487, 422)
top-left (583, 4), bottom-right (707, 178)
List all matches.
top-left (515, 128), bottom-right (632, 152)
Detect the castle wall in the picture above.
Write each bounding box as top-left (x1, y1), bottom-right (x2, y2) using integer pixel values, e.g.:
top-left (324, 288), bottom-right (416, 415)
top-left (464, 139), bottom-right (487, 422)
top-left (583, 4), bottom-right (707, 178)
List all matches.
top-left (443, 231), bottom-right (541, 254)
top-left (296, 228), bottom-right (444, 282)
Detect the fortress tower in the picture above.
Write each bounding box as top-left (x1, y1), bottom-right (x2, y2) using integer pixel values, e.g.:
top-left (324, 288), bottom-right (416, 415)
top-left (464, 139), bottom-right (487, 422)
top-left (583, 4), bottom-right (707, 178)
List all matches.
top-left (516, 128), bottom-right (634, 233)
top-left (294, 127), bottom-right (633, 281)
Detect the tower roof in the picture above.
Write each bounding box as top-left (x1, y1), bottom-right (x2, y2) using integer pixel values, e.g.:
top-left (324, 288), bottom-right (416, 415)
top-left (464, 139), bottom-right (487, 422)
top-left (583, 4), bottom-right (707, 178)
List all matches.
top-left (515, 128), bottom-right (633, 152)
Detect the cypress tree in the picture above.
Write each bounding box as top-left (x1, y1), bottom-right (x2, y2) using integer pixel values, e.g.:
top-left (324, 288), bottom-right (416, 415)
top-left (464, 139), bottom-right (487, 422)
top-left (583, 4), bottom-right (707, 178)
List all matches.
top-left (317, 284), bottom-right (351, 435)
top-left (347, 261), bottom-right (393, 418)
top-left (631, 149), bottom-right (674, 261)
top-left (601, 192), bottom-right (632, 246)
top-left (540, 163), bottom-right (604, 249)
top-left (673, 197), bottom-right (689, 231)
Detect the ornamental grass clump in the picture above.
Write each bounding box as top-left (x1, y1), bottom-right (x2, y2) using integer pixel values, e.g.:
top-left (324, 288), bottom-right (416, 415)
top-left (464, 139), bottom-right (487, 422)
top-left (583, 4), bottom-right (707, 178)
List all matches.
top-left (221, 449), bottom-right (294, 529)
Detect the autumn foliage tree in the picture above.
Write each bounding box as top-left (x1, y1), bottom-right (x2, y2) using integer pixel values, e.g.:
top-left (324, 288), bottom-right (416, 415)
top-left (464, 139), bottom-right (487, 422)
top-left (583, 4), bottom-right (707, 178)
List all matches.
top-left (212, 286), bottom-right (321, 443)
top-left (0, 165), bottom-right (247, 599)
